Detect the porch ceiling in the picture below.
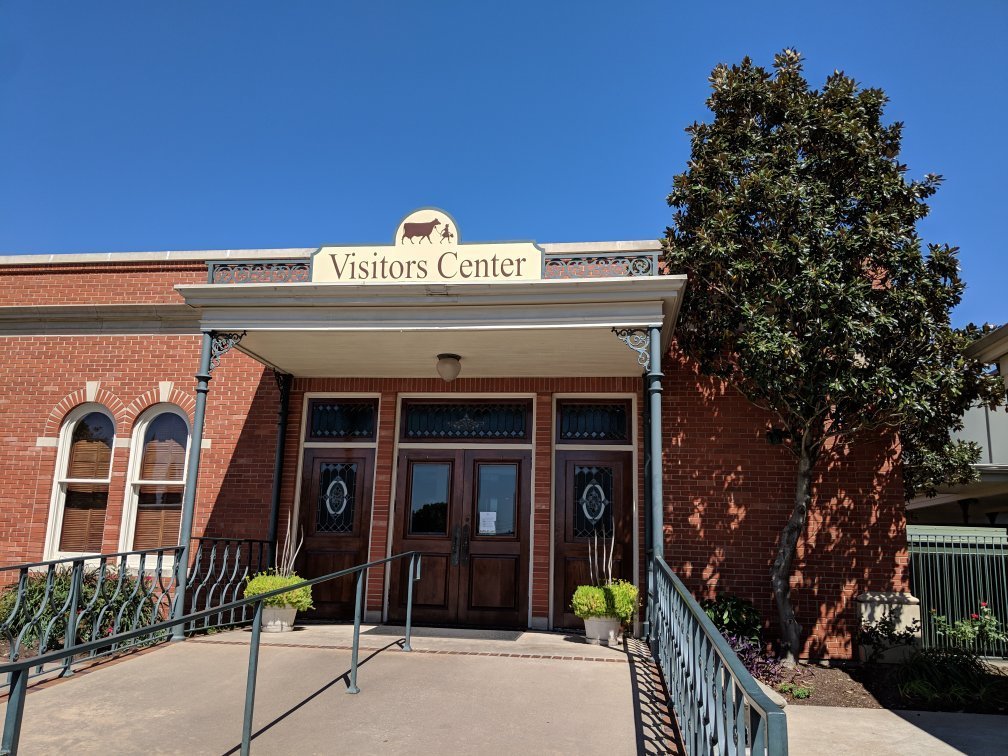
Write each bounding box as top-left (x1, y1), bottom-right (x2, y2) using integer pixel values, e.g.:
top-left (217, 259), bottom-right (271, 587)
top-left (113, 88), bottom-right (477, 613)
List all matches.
top-left (175, 276), bottom-right (686, 378)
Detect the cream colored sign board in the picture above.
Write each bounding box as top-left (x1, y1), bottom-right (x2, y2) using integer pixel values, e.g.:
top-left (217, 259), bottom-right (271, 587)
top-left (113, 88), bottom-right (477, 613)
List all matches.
top-left (312, 209), bottom-right (542, 284)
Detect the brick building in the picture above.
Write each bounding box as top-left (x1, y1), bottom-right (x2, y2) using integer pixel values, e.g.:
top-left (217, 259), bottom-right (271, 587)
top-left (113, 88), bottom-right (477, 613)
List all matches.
top-left (0, 210), bottom-right (908, 659)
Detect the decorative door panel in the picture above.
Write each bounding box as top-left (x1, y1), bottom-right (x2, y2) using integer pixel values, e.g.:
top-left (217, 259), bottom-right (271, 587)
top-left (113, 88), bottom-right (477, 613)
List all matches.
top-left (297, 449), bottom-right (374, 620)
top-left (553, 450), bottom-right (633, 630)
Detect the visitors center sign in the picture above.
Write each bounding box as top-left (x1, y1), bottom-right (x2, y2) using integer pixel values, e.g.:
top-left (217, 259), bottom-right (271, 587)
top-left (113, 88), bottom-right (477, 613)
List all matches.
top-left (312, 209), bottom-right (543, 284)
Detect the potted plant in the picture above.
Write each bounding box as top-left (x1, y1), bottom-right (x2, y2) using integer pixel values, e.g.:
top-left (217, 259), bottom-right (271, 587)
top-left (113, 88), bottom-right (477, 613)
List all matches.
top-left (573, 580), bottom-right (638, 645)
top-left (243, 516), bottom-right (313, 632)
top-left (570, 496), bottom-right (638, 644)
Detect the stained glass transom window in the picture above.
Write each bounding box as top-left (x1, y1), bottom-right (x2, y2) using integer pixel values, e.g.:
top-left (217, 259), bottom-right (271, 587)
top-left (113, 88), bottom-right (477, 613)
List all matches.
top-left (573, 465), bottom-right (614, 538)
top-left (558, 402), bottom-right (630, 443)
top-left (308, 400), bottom-right (377, 441)
top-left (316, 462), bottom-right (357, 533)
top-left (402, 402), bottom-right (529, 441)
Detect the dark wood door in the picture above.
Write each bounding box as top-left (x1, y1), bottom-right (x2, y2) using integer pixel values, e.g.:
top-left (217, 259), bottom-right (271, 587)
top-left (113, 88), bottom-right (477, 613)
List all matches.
top-left (389, 449), bottom-right (531, 628)
top-left (297, 449), bottom-right (374, 620)
top-left (552, 450), bottom-right (634, 630)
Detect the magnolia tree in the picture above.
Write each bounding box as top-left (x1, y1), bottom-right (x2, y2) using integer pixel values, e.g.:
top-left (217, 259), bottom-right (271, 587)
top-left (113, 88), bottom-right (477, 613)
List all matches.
top-left (663, 50), bottom-right (1003, 663)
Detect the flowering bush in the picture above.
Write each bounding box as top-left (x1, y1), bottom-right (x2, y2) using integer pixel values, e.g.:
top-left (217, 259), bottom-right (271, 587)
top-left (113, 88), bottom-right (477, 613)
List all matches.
top-left (931, 604), bottom-right (1007, 649)
top-left (722, 632), bottom-right (783, 685)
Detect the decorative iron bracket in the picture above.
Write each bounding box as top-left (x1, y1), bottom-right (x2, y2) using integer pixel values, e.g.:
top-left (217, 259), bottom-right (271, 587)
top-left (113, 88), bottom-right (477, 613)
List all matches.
top-left (209, 331), bottom-right (246, 374)
top-left (612, 328), bottom-right (650, 372)
top-left (273, 369), bottom-right (293, 394)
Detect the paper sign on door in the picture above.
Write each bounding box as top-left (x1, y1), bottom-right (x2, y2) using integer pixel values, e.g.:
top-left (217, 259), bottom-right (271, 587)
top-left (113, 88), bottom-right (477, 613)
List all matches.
top-left (479, 511), bottom-right (497, 535)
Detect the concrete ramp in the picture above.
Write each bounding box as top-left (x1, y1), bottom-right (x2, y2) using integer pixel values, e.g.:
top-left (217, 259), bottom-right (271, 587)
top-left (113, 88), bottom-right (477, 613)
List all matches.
top-left (1, 626), bottom-right (678, 755)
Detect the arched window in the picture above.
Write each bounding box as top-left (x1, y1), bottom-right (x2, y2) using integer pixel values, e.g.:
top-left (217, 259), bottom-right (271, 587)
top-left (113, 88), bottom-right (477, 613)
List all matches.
top-left (48, 406), bottom-right (116, 555)
top-left (123, 406), bottom-right (190, 550)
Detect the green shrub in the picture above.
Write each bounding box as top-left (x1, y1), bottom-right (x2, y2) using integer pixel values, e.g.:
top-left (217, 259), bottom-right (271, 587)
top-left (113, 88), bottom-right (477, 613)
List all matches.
top-left (0, 567), bottom-right (165, 653)
top-left (572, 585), bottom-right (607, 619)
top-left (701, 594), bottom-right (762, 642)
top-left (571, 581), bottom-right (638, 625)
top-left (244, 571), bottom-right (314, 611)
top-left (777, 682), bottom-right (813, 700)
top-left (859, 612), bottom-right (920, 663)
top-left (896, 647), bottom-right (1008, 713)
top-left (607, 580), bottom-right (638, 625)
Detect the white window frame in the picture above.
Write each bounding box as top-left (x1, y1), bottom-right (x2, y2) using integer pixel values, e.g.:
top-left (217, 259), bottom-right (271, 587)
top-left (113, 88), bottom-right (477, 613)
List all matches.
top-left (117, 404), bottom-right (191, 557)
top-left (43, 403), bottom-right (117, 561)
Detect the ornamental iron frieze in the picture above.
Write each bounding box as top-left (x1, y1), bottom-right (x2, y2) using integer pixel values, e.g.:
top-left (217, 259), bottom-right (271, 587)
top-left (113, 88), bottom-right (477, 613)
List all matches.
top-left (612, 327), bottom-right (650, 371)
top-left (543, 253), bottom-right (657, 279)
top-left (210, 260), bottom-right (311, 284)
top-left (209, 331), bottom-right (246, 374)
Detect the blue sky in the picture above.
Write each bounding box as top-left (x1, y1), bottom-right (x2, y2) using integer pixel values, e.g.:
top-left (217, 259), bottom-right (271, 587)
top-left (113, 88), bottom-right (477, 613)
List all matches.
top-left (1, 1), bottom-right (1004, 326)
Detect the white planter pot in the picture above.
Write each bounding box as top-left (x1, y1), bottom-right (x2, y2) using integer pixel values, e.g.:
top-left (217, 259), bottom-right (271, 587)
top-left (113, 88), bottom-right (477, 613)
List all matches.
top-left (262, 605), bottom-right (297, 633)
top-left (583, 616), bottom-right (621, 646)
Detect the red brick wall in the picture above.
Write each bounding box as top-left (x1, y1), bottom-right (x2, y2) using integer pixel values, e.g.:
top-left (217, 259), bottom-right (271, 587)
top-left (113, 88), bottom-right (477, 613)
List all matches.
top-left (0, 263), bottom-right (909, 658)
top-left (0, 262), bottom-right (205, 305)
top-left (660, 352), bottom-right (909, 659)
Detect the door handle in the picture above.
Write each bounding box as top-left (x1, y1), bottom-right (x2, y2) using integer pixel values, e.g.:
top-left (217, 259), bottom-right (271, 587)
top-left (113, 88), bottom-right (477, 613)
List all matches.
top-left (450, 525), bottom-right (461, 566)
top-left (460, 522), bottom-right (471, 565)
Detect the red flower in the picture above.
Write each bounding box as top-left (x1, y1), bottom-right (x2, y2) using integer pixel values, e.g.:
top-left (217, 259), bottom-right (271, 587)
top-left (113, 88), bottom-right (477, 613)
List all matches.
top-left (971, 613), bottom-right (979, 620)
top-left (981, 602), bottom-right (988, 608)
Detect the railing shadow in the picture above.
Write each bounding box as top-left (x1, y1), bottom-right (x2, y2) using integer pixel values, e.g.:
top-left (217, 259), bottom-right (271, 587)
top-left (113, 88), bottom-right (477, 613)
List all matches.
top-left (220, 639), bottom-right (404, 756)
top-left (625, 637), bottom-right (684, 755)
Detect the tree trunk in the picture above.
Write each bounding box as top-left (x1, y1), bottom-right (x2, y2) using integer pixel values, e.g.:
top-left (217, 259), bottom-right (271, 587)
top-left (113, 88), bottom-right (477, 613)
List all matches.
top-left (771, 439), bottom-right (817, 666)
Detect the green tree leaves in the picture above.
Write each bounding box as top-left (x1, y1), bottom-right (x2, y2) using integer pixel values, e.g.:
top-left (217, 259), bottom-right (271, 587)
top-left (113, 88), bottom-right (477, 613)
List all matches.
top-left (663, 49), bottom-right (1004, 658)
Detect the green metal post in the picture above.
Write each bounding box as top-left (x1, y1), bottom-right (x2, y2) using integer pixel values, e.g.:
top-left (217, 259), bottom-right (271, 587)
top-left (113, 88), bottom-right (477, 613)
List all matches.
top-left (266, 373), bottom-right (292, 567)
top-left (61, 560), bottom-right (83, 677)
top-left (1, 668), bottom-right (27, 755)
top-left (403, 554), bottom-right (415, 652)
top-left (642, 372), bottom-right (653, 642)
top-left (647, 325), bottom-right (664, 560)
top-left (347, 570), bottom-right (364, 694)
top-left (240, 600), bottom-right (264, 756)
top-left (171, 332), bottom-right (214, 641)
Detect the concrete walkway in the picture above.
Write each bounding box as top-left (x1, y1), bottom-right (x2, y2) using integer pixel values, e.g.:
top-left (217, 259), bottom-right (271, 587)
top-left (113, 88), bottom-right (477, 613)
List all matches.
top-left (787, 704), bottom-right (1008, 755)
top-left (0, 626), bottom-right (677, 755)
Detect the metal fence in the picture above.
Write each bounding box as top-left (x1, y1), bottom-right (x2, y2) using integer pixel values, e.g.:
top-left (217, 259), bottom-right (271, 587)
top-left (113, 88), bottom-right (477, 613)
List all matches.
top-left (650, 556), bottom-right (788, 756)
top-left (907, 525), bottom-right (1008, 658)
top-left (0, 547), bottom-right (181, 685)
top-left (184, 537), bottom-right (271, 632)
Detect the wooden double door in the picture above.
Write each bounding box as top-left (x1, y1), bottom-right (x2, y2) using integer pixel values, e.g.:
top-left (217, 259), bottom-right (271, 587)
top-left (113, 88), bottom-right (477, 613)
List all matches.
top-left (296, 449), bottom-right (374, 620)
top-left (553, 449), bottom-right (634, 629)
top-left (388, 449), bottom-right (531, 628)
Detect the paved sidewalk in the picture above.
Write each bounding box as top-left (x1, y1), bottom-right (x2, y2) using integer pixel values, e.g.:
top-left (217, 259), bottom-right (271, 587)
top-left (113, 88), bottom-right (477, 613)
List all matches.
top-left (1, 626), bottom-right (677, 755)
top-left (787, 704), bottom-right (1008, 755)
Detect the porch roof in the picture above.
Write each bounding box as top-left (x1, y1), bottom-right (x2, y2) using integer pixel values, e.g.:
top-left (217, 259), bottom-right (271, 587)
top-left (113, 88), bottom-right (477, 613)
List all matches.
top-left (175, 276), bottom-right (686, 377)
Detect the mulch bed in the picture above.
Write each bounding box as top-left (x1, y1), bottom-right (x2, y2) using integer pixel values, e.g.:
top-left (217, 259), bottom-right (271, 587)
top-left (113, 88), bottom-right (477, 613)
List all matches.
top-left (776, 663), bottom-right (903, 708)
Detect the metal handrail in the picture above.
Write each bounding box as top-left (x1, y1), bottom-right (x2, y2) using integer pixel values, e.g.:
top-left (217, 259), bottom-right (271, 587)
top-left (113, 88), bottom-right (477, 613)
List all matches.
top-left (0, 550), bottom-right (422, 756)
top-left (651, 556), bottom-right (787, 756)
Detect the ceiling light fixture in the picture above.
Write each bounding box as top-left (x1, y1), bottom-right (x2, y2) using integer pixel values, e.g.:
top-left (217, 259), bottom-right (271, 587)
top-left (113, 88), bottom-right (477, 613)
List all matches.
top-left (436, 353), bottom-right (462, 382)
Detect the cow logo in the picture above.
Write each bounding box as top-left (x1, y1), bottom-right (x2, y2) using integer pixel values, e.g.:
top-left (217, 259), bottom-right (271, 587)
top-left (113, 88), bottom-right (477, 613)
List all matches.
top-left (395, 208), bottom-right (460, 246)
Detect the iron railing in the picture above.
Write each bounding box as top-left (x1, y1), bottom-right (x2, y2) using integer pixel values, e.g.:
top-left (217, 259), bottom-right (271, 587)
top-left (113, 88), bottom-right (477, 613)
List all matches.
top-left (184, 537), bottom-right (271, 632)
top-left (650, 556), bottom-right (788, 756)
top-left (206, 252), bottom-right (661, 284)
top-left (0, 546), bottom-right (181, 684)
top-left (908, 525), bottom-right (1008, 658)
top-left (543, 251), bottom-right (659, 278)
top-left (0, 550), bottom-right (422, 756)
top-left (207, 259), bottom-right (311, 284)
